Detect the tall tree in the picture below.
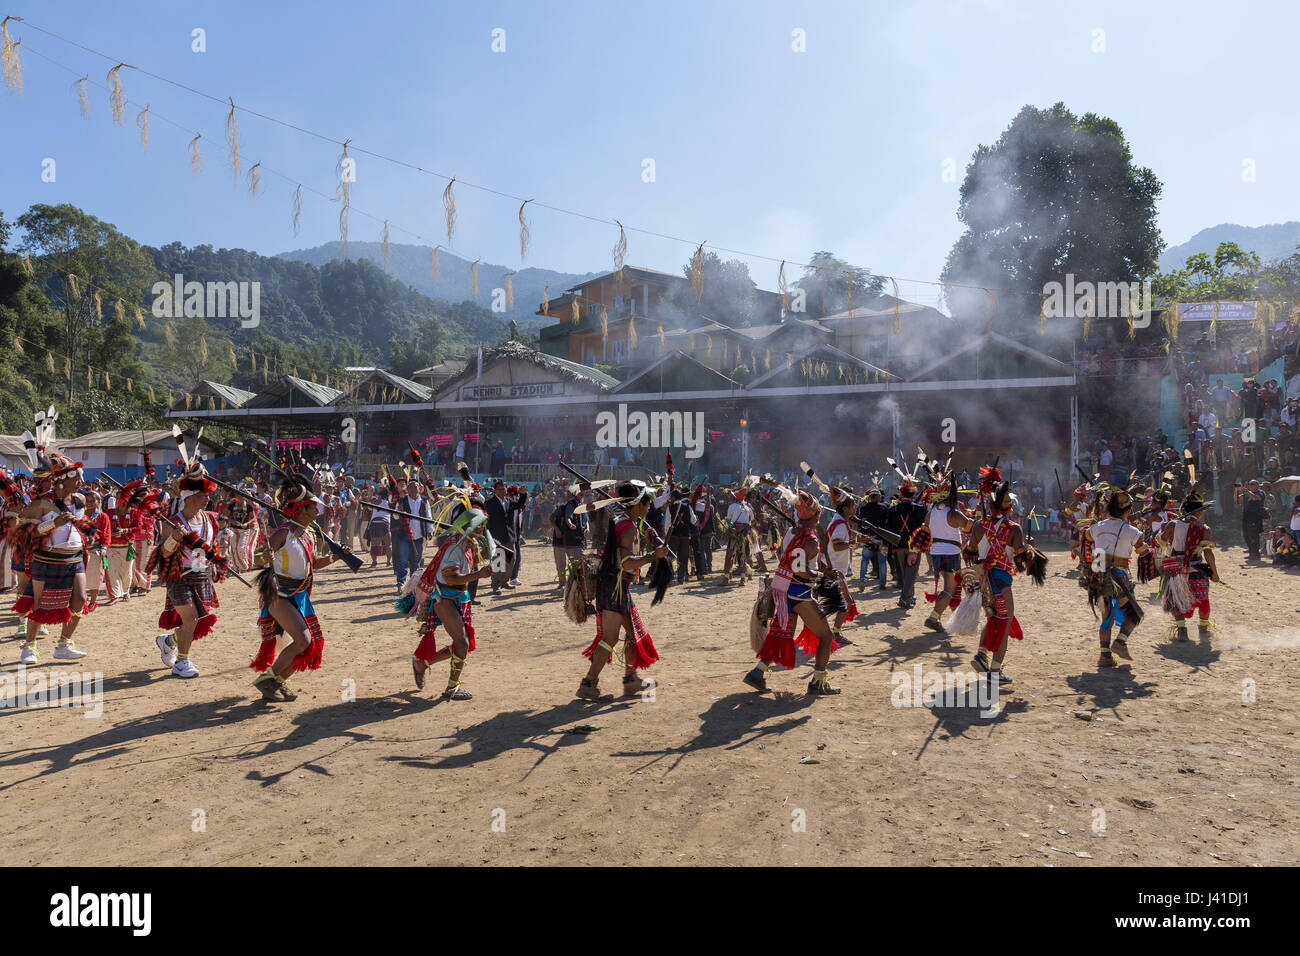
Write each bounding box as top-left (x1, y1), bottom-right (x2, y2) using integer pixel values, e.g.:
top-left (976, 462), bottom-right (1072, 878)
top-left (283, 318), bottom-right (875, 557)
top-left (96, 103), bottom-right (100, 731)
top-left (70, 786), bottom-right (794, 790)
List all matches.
top-left (16, 204), bottom-right (154, 400)
top-left (667, 252), bottom-right (770, 328)
top-left (941, 103), bottom-right (1163, 335)
top-left (794, 251), bottom-right (884, 318)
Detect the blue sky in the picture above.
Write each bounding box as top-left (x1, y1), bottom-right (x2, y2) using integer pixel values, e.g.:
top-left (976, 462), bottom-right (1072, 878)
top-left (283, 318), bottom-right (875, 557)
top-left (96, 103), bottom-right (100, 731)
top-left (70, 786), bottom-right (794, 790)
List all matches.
top-left (2, 0), bottom-right (1295, 307)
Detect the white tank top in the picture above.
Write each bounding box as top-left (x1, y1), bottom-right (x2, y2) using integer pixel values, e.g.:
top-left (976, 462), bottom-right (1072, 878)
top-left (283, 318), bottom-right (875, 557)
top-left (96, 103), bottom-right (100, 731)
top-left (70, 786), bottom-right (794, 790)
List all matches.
top-left (1172, 519), bottom-right (1191, 552)
top-left (1092, 518), bottom-right (1141, 560)
top-left (927, 507), bottom-right (962, 555)
top-left (274, 531), bottom-right (310, 579)
top-left (47, 508), bottom-right (84, 550)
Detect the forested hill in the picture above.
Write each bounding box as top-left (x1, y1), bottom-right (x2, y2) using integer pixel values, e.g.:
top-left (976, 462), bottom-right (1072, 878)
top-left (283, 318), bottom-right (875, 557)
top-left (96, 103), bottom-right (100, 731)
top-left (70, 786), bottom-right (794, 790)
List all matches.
top-left (146, 241), bottom-right (516, 372)
top-left (277, 240), bottom-right (594, 327)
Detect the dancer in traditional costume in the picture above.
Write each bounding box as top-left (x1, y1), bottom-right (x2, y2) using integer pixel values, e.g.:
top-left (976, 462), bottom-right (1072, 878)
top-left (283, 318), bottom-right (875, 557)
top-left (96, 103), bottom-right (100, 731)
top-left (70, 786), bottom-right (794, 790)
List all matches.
top-left (249, 475), bottom-right (336, 702)
top-left (405, 492), bottom-right (497, 700)
top-left (721, 484), bottom-right (757, 583)
top-left (820, 486), bottom-right (860, 644)
top-left (967, 482), bottom-right (1046, 684)
top-left (577, 481), bottom-right (665, 701)
top-left (744, 490), bottom-right (843, 697)
top-left (11, 436), bottom-right (92, 664)
top-left (148, 470), bottom-right (225, 678)
top-left (1158, 492), bottom-right (1220, 643)
top-left (914, 472), bottom-right (971, 633)
top-left (1083, 484), bottom-right (1151, 669)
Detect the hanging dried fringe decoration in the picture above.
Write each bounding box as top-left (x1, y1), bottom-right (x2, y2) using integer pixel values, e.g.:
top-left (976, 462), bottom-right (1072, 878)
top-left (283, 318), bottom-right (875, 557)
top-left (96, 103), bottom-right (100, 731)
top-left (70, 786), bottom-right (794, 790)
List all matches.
top-left (225, 97), bottom-right (241, 183)
top-left (442, 178), bottom-right (457, 244)
top-left (381, 221), bottom-right (391, 272)
top-left (86, 365), bottom-right (92, 387)
top-left (13, 336), bottom-right (22, 355)
top-left (1210, 299), bottom-right (1219, 333)
top-left (541, 283), bottom-right (549, 316)
top-left (613, 221), bottom-right (628, 294)
top-left (136, 104), bottom-right (149, 149)
top-left (200, 336), bottom-right (209, 363)
top-left (982, 288), bottom-right (995, 334)
top-left (786, 352), bottom-right (793, 371)
top-left (336, 141), bottom-right (352, 256)
top-left (600, 305), bottom-right (608, 342)
top-left (66, 273), bottom-right (81, 301)
top-left (21, 252), bottom-right (33, 276)
top-left (1, 17), bottom-right (22, 95)
top-left (208, 395), bottom-right (215, 411)
top-left (250, 351), bottom-right (257, 373)
top-left (1166, 300), bottom-right (1180, 344)
top-left (104, 370), bottom-right (111, 390)
top-left (261, 365), bottom-right (268, 384)
top-left (134, 306), bottom-right (144, 329)
top-left (162, 323), bottom-right (175, 349)
top-left (778, 260), bottom-right (788, 316)
top-left (657, 324), bottom-right (665, 349)
top-left (689, 242), bottom-right (706, 304)
top-left (114, 299), bottom-right (125, 323)
top-left (705, 334), bottom-right (713, 359)
top-left (93, 291), bottom-right (103, 320)
top-left (765, 349), bottom-right (771, 371)
top-left (891, 277), bottom-right (902, 334)
top-left (290, 184), bottom-right (303, 235)
top-left (723, 339), bottom-right (729, 368)
top-left (1127, 300), bottom-right (1137, 341)
top-left (570, 298), bottom-right (579, 325)
top-left (46, 351), bottom-right (55, 375)
top-left (127, 377), bottom-right (133, 393)
top-left (1082, 300), bottom-right (1092, 343)
top-left (1040, 292), bottom-right (1048, 335)
top-left (228, 345), bottom-right (237, 367)
top-left (148, 384), bottom-right (155, 403)
top-left (503, 272), bottom-right (514, 310)
top-left (246, 161), bottom-right (261, 198)
top-left (518, 200), bottom-right (533, 261)
top-left (470, 258), bottom-right (480, 299)
top-left (74, 75), bottom-right (89, 118)
top-left (188, 134), bottom-right (202, 176)
top-left (628, 315), bottom-right (638, 351)
top-left (106, 63), bottom-right (127, 126)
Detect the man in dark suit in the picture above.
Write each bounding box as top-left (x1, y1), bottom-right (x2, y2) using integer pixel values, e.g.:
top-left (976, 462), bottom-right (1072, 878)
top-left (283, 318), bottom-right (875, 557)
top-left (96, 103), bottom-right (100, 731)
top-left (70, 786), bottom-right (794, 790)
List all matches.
top-left (483, 480), bottom-right (513, 594)
top-left (886, 480), bottom-right (927, 608)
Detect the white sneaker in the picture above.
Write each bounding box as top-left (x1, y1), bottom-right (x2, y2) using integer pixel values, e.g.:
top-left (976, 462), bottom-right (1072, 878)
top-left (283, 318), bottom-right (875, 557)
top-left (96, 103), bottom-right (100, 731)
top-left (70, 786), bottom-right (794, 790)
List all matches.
top-left (53, 642), bottom-right (87, 660)
top-left (172, 657), bottom-right (199, 679)
top-left (20, 644), bottom-right (38, 665)
top-left (506, 579), bottom-right (520, 588)
top-left (156, 633), bottom-right (178, 667)
top-left (37, 624), bottom-right (49, 636)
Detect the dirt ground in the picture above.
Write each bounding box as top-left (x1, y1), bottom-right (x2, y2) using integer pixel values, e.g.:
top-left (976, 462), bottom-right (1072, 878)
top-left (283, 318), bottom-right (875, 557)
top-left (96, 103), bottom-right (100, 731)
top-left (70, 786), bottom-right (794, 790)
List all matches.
top-left (1, 538), bottom-right (1296, 866)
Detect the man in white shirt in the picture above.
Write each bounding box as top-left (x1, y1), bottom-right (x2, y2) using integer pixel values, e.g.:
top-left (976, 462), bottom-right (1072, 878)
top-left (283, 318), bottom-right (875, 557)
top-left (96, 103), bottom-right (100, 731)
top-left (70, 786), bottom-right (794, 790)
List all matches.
top-left (723, 489), bottom-right (756, 582)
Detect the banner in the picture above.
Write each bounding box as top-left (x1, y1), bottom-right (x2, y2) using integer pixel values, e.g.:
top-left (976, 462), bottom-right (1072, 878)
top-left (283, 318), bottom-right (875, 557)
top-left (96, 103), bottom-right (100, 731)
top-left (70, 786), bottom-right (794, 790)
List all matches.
top-left (1176, 301), bottom-right (1257, 323)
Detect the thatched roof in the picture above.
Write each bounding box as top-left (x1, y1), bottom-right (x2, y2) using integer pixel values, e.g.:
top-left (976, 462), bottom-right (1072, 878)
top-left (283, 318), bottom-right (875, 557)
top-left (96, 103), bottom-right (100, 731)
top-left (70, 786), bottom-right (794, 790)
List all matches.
top-left (440, 340), bottom-right (619, 394)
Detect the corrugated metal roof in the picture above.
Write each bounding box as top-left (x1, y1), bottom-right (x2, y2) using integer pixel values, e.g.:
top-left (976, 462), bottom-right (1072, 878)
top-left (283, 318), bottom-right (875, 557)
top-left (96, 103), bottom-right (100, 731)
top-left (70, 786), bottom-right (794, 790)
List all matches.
top-left (63, 429), bottom-right (221, 449)
top-left (201, 380), bottom-right (256, 407)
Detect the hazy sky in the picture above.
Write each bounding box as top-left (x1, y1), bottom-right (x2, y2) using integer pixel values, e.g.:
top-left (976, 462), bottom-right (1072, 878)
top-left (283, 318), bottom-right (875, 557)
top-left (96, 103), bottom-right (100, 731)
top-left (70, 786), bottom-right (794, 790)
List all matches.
top-left (2, 0), bottom-right (1295, 306)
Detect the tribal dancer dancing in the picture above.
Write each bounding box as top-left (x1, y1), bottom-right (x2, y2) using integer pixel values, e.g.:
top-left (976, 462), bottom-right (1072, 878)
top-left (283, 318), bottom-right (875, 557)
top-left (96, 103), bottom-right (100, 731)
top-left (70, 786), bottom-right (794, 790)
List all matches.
top-left (577, 481), bottom-right (665, 701)
top-left (404, 492), bottom-right (496, 700)
top-left (148, 469), bottom-right (226, 679)
top-left (967, 482), bottom-right (1046, 684)
top-left (249, 475), bottom-right (335, 702)
top-left (745, 490), bottom-right (842, 697)
top-left (820, 486), bottom-right (860, 645)
top-left (1083, 484), bottom-right (1151, 669)
top-left (721, 484), bottom-right (757, 584)
top-left (1158, 491), bottom-right (1220, 643)
top-left (11, 440), bottom-right (93, 664)
top-left (914, 472), bottom-right (970, 633)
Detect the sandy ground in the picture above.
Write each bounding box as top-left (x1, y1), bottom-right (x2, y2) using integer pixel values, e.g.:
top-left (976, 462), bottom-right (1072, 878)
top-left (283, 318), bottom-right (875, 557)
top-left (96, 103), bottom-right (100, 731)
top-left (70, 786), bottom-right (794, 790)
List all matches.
top-left (1, 537), bottom-right (1297, 867)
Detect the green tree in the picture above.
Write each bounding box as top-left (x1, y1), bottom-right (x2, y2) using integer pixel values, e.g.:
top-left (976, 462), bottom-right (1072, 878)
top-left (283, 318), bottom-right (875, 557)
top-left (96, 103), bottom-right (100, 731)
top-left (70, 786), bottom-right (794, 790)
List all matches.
top-left (794, 251), bottom-right (885, 318)
top-left (16, 204), bottom-right (154, 401)
top-left (668, 252), bottom-right (771, 328)
top-left (941, 103), bottom-right (1163, 336)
